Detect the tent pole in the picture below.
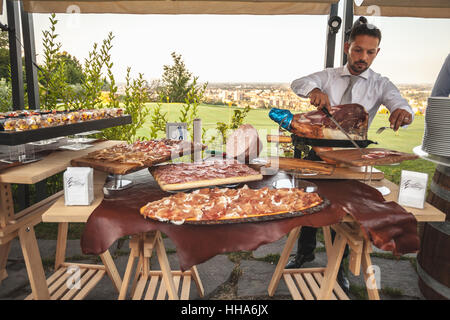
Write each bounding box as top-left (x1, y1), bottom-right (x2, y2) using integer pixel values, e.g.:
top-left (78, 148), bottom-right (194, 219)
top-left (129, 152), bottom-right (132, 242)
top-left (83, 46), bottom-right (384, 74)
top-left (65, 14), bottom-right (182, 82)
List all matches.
top-left (340, 0), bottom-right (354, 66)
top-left (6, 0), bottom-right (25, 110)
top-left (324, 2), bottom-right (339, 68)
top-left (20, 1), bottom-right (40, 110)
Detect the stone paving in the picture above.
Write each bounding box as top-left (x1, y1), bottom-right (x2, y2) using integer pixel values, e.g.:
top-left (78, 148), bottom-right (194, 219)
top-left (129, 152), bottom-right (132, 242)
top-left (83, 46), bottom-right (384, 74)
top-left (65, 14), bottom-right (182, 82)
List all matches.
top-left (0, 236), bottom-right (424, 300)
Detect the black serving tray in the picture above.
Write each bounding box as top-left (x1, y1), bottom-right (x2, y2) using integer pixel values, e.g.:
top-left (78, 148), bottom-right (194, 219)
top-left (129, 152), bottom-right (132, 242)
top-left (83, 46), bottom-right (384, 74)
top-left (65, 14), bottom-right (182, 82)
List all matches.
top-left (148, 197), bottom-right (330, 225)
top-left (0, 115), bottom-right (132, 146)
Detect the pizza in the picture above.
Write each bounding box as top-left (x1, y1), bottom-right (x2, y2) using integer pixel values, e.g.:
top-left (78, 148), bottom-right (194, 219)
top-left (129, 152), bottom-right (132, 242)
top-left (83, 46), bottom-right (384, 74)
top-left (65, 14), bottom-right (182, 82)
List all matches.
top-left (150, 159), bottom-right (263, 191)
top-left (140, 185), bottom-right (324, 225)
top-left (88, 139), bottom-right (204, 166)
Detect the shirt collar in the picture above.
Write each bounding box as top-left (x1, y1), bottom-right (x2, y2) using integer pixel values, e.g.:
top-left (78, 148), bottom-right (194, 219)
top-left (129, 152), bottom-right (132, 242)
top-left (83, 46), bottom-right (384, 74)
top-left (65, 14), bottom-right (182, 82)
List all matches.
top-left (341, 63), bottom-right (370, 80)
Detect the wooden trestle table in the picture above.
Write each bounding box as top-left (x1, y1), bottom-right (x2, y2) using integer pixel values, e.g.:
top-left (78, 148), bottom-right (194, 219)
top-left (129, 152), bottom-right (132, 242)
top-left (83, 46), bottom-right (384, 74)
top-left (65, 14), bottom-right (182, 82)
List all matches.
top-left (0, 140), bottom-right (122, 300)
top-left (268, 178), bottom-right (446, 300)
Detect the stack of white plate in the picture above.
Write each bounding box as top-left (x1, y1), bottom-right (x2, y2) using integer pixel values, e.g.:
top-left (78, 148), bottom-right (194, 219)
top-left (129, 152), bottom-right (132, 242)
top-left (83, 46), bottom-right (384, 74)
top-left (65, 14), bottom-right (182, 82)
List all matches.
top-left (422, 97), bottom-right (450, 157)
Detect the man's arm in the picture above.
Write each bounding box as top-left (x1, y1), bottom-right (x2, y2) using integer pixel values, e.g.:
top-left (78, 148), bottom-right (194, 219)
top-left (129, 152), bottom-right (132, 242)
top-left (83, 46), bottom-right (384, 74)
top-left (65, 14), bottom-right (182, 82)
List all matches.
top-left (431, 54), bottom-right (450, 97)
top-left (381, 80), bottom-right (414, 131)
top-left (291, 70), bottom-right (331, 111)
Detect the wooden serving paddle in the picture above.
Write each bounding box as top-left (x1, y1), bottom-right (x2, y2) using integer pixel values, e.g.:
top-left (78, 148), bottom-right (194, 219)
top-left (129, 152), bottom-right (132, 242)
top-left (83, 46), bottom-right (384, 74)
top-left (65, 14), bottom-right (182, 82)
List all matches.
top-left (266, 157), bottom-right (335, 175)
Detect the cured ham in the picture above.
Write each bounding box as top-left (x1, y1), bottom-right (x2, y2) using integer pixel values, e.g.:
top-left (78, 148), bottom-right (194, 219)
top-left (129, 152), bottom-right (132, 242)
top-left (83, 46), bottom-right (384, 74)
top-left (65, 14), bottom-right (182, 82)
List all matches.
top-left (140, 185), bottom-right (324, 224)
top-left (269, 104), bottom-right (368, 141)
top-left (225, 124), bottom-right (263, 162)
top-left (269, 104), bottom-right (369, 159)
top-left (289, 104), bottom-right (368, 141)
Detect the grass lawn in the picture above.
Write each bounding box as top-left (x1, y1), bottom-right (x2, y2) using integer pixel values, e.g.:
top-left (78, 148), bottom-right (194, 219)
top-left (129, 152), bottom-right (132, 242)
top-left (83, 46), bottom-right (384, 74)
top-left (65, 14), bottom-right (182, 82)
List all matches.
top-left (138, 103), bottom-right (436, 186)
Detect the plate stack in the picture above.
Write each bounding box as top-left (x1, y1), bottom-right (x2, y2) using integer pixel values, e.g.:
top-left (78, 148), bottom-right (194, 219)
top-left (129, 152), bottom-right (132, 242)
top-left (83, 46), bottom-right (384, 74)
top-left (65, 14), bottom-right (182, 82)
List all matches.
top-left (422, 97), bottom-right (450, 157)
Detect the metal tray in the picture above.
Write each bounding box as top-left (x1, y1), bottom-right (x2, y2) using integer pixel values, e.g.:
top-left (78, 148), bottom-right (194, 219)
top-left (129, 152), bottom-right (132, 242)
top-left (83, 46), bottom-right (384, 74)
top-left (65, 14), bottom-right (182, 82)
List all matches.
top-left (0, 115), bottom-right (131, 146)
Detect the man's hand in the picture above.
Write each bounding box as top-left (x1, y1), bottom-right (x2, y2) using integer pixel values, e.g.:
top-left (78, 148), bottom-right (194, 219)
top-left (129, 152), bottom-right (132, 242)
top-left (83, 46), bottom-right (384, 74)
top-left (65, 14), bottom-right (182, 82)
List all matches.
top-left (309, 88), bottom-right (331, 112)
top-left (389, 109), bottom-right (413, 131)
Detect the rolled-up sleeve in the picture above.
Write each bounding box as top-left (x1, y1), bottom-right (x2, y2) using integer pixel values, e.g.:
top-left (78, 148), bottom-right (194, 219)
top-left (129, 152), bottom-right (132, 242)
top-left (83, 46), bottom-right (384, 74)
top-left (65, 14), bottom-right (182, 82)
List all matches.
top-left (381, 80), bottom-right (415, 122)
top-left (291, 71), bottom-right (328, 98)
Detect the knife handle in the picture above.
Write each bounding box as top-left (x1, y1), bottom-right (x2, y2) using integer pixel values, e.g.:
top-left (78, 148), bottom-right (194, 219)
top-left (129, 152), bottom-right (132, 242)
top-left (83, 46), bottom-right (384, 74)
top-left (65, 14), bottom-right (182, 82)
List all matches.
top-left (321, 107), bottom-right (332, 118)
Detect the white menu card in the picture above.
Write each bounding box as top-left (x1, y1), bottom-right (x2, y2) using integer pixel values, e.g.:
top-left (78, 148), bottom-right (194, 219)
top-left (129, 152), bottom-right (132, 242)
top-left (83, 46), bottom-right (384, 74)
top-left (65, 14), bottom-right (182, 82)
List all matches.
top-left (398, 170), bottom-right (428, 209)
top-left (64, 167), bottom-right (94, 206)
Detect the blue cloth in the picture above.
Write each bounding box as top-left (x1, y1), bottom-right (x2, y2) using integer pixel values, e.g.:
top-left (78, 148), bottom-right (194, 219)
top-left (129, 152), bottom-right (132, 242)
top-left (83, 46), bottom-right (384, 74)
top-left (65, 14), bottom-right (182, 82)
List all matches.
top-left (268, 108), bottom-right (293, 131)
top-left (431, 54), bottom-right (450, 97)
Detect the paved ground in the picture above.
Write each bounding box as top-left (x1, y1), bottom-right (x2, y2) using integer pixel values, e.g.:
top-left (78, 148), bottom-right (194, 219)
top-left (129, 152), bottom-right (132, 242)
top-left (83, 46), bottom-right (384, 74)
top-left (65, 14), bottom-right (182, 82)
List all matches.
top-left (0, 235), bottom-right (424, 300)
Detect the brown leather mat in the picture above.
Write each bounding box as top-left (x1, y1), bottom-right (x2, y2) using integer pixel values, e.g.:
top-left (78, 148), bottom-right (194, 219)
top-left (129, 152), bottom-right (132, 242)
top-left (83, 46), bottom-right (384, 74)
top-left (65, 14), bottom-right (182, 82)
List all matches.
top-left (81, 170), bottom-right (419, 271)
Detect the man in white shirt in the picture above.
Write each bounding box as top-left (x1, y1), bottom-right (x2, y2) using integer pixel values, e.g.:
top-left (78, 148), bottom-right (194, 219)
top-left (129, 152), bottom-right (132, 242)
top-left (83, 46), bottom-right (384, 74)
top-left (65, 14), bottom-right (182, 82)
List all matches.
top-left (291, 20), bottom-right (413, 130)
top-left (286, 17), bottom-right (415, 292)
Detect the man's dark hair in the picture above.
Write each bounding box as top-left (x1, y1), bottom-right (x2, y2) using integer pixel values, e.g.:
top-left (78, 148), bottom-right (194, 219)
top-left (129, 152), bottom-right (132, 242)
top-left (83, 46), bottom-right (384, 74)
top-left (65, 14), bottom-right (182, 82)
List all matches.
top-left (348, 16), bottom-right (382, 44)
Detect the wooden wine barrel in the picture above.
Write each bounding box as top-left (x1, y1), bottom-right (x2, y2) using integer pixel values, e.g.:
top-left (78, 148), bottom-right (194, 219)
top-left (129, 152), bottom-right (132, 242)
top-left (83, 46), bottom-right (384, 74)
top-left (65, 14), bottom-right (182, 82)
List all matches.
top-left (417, 165), bottom-right (450, 300)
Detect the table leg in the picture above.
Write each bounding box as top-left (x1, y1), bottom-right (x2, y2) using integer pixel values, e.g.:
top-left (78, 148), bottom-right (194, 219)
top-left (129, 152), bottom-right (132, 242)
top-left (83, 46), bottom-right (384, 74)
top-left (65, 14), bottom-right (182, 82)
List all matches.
top-left (18, 224), bottom-right (50, 300)
top-left (268, 226), bottom-right (302, 296)
top-left (0, 241), bottom-right (11, 284)
top-left (361, 241), bottom-right (380, 300)
top-left (119, 234), bottom-right (141, 300)
top-left (55, 222), bottom-right (68, 270)
top-left (100, 250), bottom-right (122, 293)
top-left (155, 231), bottom-right (178, 300)
top-left (318, 233), bottom-right (347, 300)
top-left (322, 226), bottom-right (332, 261)
top-left (191, 265), bottom-right (205, 298)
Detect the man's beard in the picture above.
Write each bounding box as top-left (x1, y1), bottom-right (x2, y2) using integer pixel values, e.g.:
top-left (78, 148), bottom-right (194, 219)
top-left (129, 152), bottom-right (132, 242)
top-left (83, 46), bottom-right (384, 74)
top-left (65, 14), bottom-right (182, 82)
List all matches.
top-left (349, 60), bottom-right (369, 74)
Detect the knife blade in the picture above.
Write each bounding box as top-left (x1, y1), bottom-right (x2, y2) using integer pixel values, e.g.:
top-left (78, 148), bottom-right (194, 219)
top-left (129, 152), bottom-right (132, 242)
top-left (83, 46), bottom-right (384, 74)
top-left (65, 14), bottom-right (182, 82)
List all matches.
top-left (321, 107), bottom-right (364, 155)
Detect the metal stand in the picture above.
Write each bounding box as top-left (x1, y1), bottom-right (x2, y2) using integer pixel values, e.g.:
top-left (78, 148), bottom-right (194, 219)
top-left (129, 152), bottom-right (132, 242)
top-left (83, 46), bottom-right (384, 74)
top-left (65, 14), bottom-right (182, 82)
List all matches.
top-left (104, 174), bottom-right (133, 191)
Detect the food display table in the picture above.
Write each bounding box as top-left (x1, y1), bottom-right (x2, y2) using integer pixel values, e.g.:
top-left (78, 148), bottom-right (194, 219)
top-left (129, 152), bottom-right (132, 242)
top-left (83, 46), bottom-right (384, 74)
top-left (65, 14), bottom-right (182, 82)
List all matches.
top-left (0, 140), bottom-right (121, 300)
top-left (80, 169), bottom-right (445, 300)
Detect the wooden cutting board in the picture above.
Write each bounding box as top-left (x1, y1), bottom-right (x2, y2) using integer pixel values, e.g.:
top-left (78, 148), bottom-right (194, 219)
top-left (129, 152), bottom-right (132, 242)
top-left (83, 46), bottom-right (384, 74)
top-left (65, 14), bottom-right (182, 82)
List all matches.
top-left (152, 172), bottom-right (263, 191)
top-left (71, 156), bottom-right (145, 175)
top-left (289, 166), bottom-right (385, 180)
top-left (266, 157), bottom-right (335, 175)
top-left (71, 143), bottom-right (206, 175)
top-left (150, 163), bottom-right (263, 191)
top-left (266, 135), bottom-right (292, 143)
top-left (316, 148), bottom-right (418, 167)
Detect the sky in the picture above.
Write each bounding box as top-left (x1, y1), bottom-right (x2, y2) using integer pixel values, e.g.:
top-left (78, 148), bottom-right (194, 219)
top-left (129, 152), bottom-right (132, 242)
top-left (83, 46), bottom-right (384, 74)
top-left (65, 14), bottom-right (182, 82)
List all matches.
top-left (1, 5), bottom-right (449, 85)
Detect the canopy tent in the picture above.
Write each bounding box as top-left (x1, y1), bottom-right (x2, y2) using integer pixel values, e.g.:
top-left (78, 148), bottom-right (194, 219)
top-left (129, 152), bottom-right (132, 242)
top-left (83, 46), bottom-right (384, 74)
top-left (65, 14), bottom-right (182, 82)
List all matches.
top-left (353, 0), bottom-right (450, 19)
top-left (11, 0), bottom-right (339, 15)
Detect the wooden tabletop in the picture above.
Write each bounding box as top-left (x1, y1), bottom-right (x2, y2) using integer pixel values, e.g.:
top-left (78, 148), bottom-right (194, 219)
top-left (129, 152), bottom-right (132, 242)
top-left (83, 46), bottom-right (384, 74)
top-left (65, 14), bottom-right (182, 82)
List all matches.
top-left (368, 179), bottom-right (446, 223)
top-left (0, 140), bottom-right (121, 184)
top-left (42, 170), bottom-right (109, 223)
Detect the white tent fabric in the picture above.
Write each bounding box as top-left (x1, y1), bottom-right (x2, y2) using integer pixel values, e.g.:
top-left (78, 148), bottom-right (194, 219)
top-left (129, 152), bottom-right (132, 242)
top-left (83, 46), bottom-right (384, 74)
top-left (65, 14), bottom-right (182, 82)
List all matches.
top-left (354, 0), bottom-right (450, 19)
top-left (19, 0), bottom-right (338, 15)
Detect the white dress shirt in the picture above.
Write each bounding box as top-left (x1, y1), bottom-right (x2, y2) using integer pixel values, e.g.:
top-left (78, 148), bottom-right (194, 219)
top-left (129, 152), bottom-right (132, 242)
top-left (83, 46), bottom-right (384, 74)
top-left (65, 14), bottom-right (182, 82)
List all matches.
top-left (291, 64), bottom-right (414, 126)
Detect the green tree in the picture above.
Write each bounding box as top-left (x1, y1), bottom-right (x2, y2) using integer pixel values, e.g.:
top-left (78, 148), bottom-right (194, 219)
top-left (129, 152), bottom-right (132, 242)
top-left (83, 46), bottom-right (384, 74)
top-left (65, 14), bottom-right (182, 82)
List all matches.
top-left (158, 52), bottom-right (203, 103)
top-left (0, 32), bottom-right (10, 81)
top-left (57, 52), bottom-right (84, 85)
top-left (38, 13), bottom-right (72, 109)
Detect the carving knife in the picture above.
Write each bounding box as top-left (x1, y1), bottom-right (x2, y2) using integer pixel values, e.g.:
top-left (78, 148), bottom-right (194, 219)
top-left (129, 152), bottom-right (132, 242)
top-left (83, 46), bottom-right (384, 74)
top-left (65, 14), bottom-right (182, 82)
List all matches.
top-left (321, 107), bottom-right (364, 155)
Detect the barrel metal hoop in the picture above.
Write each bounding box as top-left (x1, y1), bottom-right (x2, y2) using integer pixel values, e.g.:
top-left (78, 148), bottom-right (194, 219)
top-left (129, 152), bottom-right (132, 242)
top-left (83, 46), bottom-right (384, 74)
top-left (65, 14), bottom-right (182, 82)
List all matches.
top-left (430, 180), bottom-right (450, 203)
top-left (417, 263), bottom-right (450, 299)
top-left (436, 165), bottom-right (450, 176)
top-left (428, 221), bottom-right (450, 236)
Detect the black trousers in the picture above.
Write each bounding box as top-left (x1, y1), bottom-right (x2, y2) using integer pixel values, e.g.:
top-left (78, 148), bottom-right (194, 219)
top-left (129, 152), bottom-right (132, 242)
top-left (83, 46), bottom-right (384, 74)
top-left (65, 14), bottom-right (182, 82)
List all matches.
top-left (294, 148), bottom-right (349, 261)
top-left (296, 226), bottom-right (349, 259)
